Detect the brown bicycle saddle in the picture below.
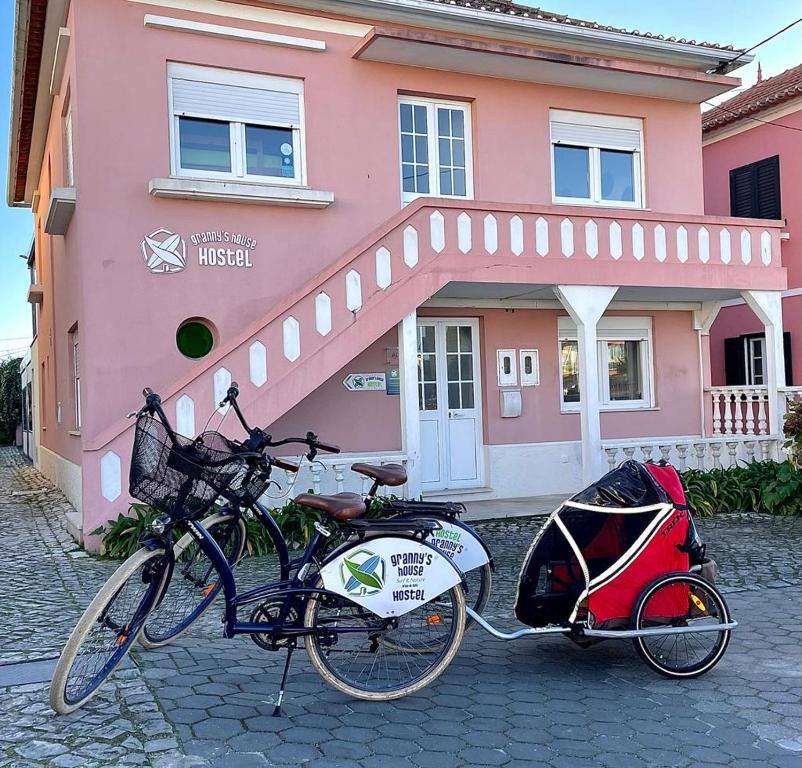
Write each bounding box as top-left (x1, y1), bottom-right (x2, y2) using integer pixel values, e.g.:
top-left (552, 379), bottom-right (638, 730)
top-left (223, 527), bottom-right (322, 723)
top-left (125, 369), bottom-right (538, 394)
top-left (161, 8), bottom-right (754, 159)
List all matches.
top-left (351, 463), bottom-right (408, 487)
top-left (293, 492), bottom-right (366, 520)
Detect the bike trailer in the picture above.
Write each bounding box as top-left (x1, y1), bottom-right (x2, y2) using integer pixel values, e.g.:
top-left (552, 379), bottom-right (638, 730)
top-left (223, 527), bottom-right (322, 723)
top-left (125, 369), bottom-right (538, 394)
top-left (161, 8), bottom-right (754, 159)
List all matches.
top-left (515, 460), bottom-right (704, 630)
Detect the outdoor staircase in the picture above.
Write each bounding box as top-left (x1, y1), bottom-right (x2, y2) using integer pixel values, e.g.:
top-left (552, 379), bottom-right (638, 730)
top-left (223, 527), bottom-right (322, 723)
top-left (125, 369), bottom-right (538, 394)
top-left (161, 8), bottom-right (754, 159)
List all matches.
top-left (84, 198), bottom-right (786, 525)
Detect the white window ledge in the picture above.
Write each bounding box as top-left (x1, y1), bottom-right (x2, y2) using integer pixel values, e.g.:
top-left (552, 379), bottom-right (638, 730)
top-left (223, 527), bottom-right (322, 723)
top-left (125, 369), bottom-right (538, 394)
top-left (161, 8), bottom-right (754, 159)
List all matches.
top-left (44, 187), bottom-right (76, 235)
top-left (149, 177), bottom-right (334, 208)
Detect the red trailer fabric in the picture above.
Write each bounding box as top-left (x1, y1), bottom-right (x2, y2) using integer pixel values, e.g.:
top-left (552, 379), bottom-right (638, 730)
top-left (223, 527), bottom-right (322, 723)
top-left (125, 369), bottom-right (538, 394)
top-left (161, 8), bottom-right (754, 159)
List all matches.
top-left (588, 508), bottom-right (690, 624)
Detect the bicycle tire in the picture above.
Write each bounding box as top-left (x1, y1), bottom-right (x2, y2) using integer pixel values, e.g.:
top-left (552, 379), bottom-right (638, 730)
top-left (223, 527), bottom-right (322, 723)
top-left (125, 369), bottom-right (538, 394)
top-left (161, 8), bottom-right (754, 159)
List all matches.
top-left (50, 547), bottom-right (169, 714)
top-left (304, 581), bottom-right (465, 700)
top-left (139, 512), bottom-right (246, 648)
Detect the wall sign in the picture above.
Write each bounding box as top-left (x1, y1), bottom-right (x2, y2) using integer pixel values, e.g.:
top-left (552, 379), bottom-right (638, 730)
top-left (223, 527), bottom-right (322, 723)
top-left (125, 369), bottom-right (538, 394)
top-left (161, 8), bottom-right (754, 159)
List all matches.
top-left (141, 227), bottom-right (259, 274)
top-left (343, 373), bottom-right (386, 392)
top-left (191, 230), bottom-right (258, 269)
top-left (141, 228), bottom-right (187, 274)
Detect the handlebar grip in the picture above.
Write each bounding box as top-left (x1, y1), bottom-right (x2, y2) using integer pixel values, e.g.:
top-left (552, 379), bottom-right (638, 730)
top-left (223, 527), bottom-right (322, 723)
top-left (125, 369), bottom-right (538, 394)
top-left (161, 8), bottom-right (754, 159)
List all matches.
top-left (271, 457), bottom-right (300, 473)
top-left (228, 382), bottom-right (240, 399)
top-left (316, 441), bottom-right (340, 454)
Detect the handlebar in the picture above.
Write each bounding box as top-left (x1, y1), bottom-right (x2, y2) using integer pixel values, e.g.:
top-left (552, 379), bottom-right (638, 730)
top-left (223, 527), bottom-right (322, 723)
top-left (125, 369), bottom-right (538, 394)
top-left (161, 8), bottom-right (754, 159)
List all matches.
top-left (271, 457), bottom-right (300, 473)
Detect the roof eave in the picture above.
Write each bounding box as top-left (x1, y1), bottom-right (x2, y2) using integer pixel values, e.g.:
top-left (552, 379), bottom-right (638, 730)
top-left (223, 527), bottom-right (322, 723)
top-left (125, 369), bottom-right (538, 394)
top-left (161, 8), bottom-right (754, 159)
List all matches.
top-left (7, 0), bottom-right (32, 207)
top-left (267, 0), bottom-right (751, 73)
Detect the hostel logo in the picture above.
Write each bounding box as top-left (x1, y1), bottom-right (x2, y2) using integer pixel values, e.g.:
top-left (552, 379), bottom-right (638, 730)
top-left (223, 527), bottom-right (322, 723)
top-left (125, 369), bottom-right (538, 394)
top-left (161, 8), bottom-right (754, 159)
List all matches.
top-left (141, 228), bottom-right (187, 274)
top-left (340, 550), bottom-right (385, 596)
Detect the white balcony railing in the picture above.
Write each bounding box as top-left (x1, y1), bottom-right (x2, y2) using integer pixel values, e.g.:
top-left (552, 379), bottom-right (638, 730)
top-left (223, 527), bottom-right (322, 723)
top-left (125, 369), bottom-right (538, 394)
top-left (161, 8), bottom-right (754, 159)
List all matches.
top-left (707, 385), bottom-right (802, 437)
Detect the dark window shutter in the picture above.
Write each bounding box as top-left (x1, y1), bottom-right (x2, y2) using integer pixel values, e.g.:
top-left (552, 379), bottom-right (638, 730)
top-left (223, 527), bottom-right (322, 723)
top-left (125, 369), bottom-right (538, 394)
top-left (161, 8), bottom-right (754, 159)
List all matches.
top-left (756, 156), bottom-right (781, 219)
top-left (730, 164), bottom-right (756, 217)
top-left (724, 337), bottom-right (746, 385)
top-left (784, 331), bottom-right (793, 386)
top-left (729, 155), bottom-right (781, 219)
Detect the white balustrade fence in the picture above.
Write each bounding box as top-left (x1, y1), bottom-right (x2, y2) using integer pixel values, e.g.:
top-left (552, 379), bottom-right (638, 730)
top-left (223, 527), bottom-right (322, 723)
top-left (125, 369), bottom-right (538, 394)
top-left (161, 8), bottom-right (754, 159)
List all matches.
top-left (258, 453), bottom-right (410, 506)
top-left (602, 435), bottom-right (783, 473)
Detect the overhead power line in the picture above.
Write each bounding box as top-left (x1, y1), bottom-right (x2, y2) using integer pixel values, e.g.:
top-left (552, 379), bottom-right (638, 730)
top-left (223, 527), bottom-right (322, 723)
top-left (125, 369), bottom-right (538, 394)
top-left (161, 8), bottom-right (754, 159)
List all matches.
top-left (714, 17), bottom-right (802, 73)
top-left (703, 101), bottom-right (802, 133)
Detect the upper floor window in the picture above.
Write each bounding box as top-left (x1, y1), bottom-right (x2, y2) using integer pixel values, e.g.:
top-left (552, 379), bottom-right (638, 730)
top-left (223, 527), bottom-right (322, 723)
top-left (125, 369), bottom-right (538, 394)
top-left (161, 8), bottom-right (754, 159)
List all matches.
top-left (550, 110), bottom-right (644, 208)
top-left (399, 97), bottom-right (473, 204)
top-left (63, 102), bottom-right (74, 186)
top-left (729, 155), bottom-right (781, 219)
top-left (168, 63), bottom-right (305, 186)
top-left (69, 327), bottom-right (81, 430)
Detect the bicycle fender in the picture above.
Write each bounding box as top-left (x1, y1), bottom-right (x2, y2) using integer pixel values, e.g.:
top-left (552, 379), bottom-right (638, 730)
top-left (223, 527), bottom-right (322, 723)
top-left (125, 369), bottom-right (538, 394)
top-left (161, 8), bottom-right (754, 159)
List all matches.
top-left (419, 517), bottom-right (492, 573)
top-left (318, 535), bottom-right (462, 619)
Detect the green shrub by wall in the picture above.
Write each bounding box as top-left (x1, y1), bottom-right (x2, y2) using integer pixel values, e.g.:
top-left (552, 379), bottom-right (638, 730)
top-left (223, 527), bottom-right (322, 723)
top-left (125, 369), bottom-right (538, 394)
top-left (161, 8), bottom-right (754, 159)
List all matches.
top-left (682, 460), bottom-right (802, 517)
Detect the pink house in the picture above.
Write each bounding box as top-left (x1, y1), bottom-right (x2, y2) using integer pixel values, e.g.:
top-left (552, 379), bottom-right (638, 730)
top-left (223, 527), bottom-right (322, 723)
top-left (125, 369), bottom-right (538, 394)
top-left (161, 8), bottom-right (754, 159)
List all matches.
top-left (7, 0), bottom-right (791, 547)
top-left (703, 65), bottom-right (801, 402)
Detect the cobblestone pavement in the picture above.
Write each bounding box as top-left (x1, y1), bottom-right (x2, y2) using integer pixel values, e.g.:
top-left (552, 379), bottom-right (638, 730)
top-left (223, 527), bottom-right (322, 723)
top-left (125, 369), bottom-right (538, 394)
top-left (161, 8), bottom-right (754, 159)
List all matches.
top-left (1, 446), bottom-right (800, 767)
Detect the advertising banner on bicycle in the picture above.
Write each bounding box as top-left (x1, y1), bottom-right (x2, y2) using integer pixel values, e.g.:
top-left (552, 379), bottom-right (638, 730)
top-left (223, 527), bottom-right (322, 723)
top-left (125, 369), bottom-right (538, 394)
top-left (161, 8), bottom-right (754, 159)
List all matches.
top-left (426, 520), bottom-right (490, 574)
top-left (319, 536), bottom-right (462, 618)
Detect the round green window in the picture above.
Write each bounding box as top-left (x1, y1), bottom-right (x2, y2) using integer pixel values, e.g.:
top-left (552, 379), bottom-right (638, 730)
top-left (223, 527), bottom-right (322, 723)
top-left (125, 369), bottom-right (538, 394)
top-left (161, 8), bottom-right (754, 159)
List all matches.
top-left (176, 320), bottom-right (215, 359)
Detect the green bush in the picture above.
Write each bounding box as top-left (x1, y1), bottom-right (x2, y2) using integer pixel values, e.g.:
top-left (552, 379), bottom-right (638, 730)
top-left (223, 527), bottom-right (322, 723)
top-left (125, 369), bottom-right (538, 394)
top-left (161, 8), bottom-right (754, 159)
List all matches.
top-left (785, 397), bottom-right (802, 467)
top-left (682, 460), bottom-right (802, 517)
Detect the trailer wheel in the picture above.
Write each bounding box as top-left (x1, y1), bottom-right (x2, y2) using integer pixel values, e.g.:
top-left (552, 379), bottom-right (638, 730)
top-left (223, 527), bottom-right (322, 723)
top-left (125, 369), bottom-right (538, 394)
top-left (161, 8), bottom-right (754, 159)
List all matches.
top-left (631, 571), bottom-right (731, 679)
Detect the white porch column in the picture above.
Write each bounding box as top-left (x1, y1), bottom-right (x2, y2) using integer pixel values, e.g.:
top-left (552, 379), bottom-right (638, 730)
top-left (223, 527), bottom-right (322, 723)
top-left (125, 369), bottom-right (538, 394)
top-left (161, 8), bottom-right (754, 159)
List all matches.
top-left (742, 290), bottom-right (787, 437)
top-left (693, 301), bottom-right (722, 439)
top-left (398, 311), bottom-right (422, 498)
top-left (554, 285), bottom-right (618, 484)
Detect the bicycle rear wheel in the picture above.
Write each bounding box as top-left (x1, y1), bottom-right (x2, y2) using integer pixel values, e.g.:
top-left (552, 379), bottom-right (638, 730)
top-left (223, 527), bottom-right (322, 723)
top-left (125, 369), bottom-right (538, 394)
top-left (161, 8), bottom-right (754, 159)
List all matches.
top-left (304, 582), bottom-right (465, 700)
top-left (139, 512), bottom-right (246, 648)
top-left (50, 547), bottom-right (169, 714)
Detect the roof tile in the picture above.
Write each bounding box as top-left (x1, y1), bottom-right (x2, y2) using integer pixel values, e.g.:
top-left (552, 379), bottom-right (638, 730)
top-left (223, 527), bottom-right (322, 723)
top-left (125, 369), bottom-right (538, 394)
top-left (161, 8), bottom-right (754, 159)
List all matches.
top-left (420, 0), bottom-right (739, 51)
top-left (702, 62), bottom-right (802, 132)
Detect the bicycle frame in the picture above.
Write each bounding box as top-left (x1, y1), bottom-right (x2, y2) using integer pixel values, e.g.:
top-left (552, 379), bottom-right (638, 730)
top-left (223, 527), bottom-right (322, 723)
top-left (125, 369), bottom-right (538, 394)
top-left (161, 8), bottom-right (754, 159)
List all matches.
top-left (178, 497), bottom-right (409, 642)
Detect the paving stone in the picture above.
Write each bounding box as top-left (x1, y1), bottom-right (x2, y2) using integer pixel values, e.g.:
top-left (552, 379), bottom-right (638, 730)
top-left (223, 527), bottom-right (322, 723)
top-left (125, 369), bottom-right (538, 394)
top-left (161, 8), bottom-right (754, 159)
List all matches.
top-left (1, 448), bottom-right (801, 768)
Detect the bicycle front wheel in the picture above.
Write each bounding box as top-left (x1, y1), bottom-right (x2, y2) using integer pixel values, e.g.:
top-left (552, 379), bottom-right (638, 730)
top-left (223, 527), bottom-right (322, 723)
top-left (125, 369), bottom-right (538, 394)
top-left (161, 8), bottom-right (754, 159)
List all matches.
top-left (50, 547), bottom-right (169, 714)
top-left (139, 512), bottom-right (246, 649)
top-left (304, 582), bottom-right (465, 700)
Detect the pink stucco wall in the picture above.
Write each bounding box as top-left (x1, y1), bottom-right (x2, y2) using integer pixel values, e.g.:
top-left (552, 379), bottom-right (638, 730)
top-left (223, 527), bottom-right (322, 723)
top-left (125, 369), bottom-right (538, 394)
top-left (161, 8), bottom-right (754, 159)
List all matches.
top-left (32, 1), bottom-right (83, 466)
top-left (267, 329), bottom-right (402, 453)
top-left (62, 0), bottom-right (710, 447)
top-left (256, 307), bottom-right (703, 457)
top-left (703, 108), bottom-right (801, 385)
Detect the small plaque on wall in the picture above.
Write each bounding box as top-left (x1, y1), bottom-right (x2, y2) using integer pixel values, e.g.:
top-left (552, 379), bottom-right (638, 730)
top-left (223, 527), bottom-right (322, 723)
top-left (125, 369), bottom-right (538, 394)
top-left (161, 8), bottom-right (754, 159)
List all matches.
top-left (343, 373), bottom-right (386, 391)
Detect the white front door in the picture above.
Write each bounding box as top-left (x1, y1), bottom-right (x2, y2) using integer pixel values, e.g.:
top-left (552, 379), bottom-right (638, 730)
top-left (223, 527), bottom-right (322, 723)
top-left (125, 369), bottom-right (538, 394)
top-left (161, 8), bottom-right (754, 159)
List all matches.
top-left (418, 319), bottom-right (483, 491)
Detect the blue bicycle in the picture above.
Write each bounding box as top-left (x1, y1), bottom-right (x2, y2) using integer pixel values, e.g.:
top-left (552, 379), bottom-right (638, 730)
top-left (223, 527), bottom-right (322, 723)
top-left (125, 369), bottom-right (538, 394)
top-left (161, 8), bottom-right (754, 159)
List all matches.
top-left (50, 390), bottom-right (466, 714)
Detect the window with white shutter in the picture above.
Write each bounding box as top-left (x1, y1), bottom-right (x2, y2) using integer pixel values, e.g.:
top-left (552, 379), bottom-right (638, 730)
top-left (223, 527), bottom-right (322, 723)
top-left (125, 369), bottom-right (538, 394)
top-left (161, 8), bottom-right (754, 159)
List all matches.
top-left (168, 63), bottom-right (305, 185)
top-left (550, 110), bottom-right (644, 208)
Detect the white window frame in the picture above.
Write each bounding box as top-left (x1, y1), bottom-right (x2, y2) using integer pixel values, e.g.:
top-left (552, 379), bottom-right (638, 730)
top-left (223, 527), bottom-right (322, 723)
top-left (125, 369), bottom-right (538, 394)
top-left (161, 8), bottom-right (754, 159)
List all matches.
top-left (63, 105), bottom-right (74, 187)
top-left (398, 96), bottom-right (474, 205)
top-left (70, 331), bottom-right (81, 430)
top-left (550, 109), bottom-right (644, 209)
top-left (558, 317), bottom-right (654, 411)
top-left (167, 63), bottom-right (306, 187)
top-left (746, 336), bottom-right (765, 385)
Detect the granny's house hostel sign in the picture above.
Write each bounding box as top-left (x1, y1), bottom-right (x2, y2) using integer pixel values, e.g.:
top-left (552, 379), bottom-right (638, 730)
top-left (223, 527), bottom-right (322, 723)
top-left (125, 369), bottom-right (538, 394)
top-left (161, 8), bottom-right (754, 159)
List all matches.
top-left (141, 228), bottom-right (259, 274)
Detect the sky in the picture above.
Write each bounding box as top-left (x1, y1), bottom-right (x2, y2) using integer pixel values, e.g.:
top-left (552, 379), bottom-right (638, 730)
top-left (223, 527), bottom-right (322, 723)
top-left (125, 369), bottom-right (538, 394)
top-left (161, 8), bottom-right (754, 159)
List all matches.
top-left (0, 0), bottom-right (801, 359)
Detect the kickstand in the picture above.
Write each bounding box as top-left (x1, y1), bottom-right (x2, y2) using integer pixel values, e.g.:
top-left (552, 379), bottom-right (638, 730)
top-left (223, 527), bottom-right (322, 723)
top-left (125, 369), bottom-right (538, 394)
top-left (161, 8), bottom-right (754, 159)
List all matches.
top-left (272, 643), bottom-right (295, 717)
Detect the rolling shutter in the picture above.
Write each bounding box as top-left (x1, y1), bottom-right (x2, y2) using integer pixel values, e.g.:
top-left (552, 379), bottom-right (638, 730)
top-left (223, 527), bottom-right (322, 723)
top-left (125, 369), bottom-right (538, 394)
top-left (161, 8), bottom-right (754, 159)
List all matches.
top-left (551, 121), bottom-right (641, 151)
top-left (171, 77), bottom-right (301, 127)
top-left (729, 155), bottom-right (781, 219)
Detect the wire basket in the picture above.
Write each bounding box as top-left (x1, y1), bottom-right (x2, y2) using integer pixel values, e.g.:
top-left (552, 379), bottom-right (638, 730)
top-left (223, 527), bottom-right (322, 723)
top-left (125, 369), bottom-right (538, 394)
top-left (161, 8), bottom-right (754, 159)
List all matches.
top-left (195, 431), bottom-right (272, 504)
top-left (129, 415), bottom-right (244, 519)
